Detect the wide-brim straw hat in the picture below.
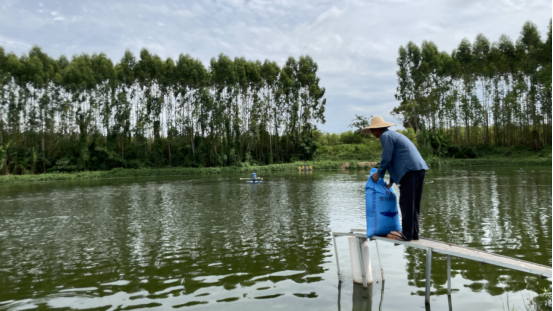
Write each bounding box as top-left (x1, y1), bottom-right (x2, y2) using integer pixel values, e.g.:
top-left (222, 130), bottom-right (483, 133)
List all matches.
top-left (361, 116), bottom-right (396, 135)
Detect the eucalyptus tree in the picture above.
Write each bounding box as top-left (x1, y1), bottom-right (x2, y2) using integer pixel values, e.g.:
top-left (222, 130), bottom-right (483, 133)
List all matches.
top-left (487, 42), bottom-right (503, 145)
top-left (453, 38), bottom-right (479, 144)
top-left (517, 21), bottom-right (543, 148)
top-left (7, 54), bottom-right (29, 147)
top-left (261, 60), bottom-right (280, 159)
top-left (175, 54), bottom-right (209, 157)
top-left (495, 34), bottom-right (517, 146)
top-left (0, 47), bottom-right (10, 144)
top-left (419, 41), bottom-right (442, 129)
top-left (210, 54), bottom-right (237, 163)
top-left (235, 59), bottom-right (264, 160)
top-left (279, 57), bottom-right (298, 153)
top-left (26, 46), bottom-right (54, 151)
top-left (472, 34), bottom-right (491, 143)
top-left (436, 51), bottom-right (457, 134)
top-left (295, 55), bottom-right (326, 160)
top-left (393, 19), bottom-right (550, 147)
top-left (0, 44), bottom-right (329, 172)
top-left (134, 48), bottom-right (166, 162)
top-left (64, 53), bottom-right (98, 170)
top-left (243, 59), bottom-right (263, 161)
top-left (393, 42), bottom-right (424, 131)
top-left (90, 53), bottom-right (114, 139)
top-left (234, 56), bottom-right (249, 131)
top-left (537, 20), bottom-right (552, 145)
top-left (113, 51), bottom-right (136, 161)
top-left (55, 55), bottom-right (71, 137)
top-left (161, 57), bottom-right (176, 163)
top-left (297, 55), bottom-right (326, 135)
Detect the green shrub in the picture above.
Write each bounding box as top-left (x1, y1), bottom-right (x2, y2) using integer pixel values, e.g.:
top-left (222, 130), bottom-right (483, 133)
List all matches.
top-left (460, 146), bottom-right (477, 158)
top-left (340, 131), bottom-right (364, 144)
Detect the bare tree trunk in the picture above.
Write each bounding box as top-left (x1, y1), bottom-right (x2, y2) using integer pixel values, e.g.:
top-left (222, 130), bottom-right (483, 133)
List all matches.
top-left (168, 142), bottom-right (171, 163)
top-left (465, 119), bottom-right (469, 145)
top-left (543, 116), bottom-right (547, 146)
top-left (191, 130), bottom-right (195, 155)
top-left (274, 111), bottom-right (279, 158)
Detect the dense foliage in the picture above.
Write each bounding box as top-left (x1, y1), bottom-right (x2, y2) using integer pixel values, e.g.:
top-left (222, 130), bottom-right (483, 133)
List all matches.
top-left (393, 20), bottom-right (552, 150)
top-left (1, 19), bottom-right (550, 176)
top-left (0, 48), bottom-right (326, 174)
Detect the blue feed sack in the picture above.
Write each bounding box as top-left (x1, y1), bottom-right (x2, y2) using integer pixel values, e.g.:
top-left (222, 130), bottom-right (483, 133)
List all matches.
top-left (366, 168), bottom-right (402, 237)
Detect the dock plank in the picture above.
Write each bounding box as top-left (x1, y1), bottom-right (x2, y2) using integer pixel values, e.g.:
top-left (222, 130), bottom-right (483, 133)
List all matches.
top-left (333, 230), bottom-right (552, 278)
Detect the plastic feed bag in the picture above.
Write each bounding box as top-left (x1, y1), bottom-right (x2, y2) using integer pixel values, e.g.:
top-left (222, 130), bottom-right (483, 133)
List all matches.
top-left (366, 168), bottom-right (402, 237)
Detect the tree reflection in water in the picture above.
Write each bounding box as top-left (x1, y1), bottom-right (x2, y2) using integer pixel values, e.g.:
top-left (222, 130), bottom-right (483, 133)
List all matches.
top-left (0, 167), bottom-right (549, 310)
top-left (404, 167), bottom-right (551, 296)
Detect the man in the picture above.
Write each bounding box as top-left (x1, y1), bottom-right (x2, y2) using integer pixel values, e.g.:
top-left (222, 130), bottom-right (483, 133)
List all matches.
top-left (361, 116), bottom-right (428, 241)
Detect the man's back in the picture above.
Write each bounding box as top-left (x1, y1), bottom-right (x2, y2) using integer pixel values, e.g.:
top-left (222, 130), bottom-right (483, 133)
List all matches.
top-left (378, 129), bottom-right (428, 184)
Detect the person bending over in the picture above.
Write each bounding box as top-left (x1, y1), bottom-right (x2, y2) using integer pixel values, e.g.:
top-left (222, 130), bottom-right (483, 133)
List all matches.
top-left (361, 116), bottom-right (428, 241)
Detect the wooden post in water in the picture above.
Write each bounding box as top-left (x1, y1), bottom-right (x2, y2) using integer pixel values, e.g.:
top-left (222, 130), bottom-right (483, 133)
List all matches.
top-left (425, 247), bottom-right (432, 304)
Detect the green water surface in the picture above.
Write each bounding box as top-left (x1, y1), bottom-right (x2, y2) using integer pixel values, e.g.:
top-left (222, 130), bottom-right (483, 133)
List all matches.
top-left (0, 166), bottom-right (550, 310)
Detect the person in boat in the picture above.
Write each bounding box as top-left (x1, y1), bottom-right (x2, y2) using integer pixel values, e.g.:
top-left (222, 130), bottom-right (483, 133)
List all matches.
top-left (361, 116), bottom-right (428, 241)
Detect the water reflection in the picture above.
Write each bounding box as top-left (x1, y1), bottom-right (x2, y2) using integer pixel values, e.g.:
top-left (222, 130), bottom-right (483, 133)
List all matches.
top-left (352, 283), bottom-right (373, 311)
top-left (0, 176), bottom-right (332, 308)
top-left (0, 166), bottom-right (550, 310)
top-left (405, 167), bottom-right (551, 296)
top-left (336, 281), bottom-right (387, 311)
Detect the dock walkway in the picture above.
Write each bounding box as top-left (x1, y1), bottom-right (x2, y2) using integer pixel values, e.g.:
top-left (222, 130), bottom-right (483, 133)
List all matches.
top-left (332, 229), bottom-right (552, 304)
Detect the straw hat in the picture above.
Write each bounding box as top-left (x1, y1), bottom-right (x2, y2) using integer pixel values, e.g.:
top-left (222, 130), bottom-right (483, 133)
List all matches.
top-left (360, 116), bottom-right (396, 135)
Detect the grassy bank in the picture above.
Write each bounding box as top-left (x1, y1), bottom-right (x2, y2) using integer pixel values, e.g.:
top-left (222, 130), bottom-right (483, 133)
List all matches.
top-left (0, 154), bottom-right (550, 185)
top-left (424, 145), bottom-right (552, 167)
top-left (425, 156), bottom-right (551, 168)
top-left (0, 161), bottom-right (379, 184)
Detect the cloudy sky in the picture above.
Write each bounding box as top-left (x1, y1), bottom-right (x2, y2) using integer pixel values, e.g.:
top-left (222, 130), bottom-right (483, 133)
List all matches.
top-left (1, 0), bottom-right (551, 133)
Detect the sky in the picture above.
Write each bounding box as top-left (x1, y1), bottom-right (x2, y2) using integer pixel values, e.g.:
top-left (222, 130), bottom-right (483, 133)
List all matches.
top-left (1, 0), bottom-right (551, 133)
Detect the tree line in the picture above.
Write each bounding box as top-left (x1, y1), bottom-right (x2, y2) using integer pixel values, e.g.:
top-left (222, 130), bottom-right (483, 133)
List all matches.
top-left (0, 47), bottom-right (326, 174)
top-left (393, 20), bottom-right (552, 150)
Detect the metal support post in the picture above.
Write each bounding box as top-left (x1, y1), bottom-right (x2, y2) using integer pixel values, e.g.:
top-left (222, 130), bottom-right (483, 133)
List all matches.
top-left (374, 239), bottom-right (385, 281)
top-left (332, 234), bottom-right (342, 282)
top-left (337, 281), bottom-right (342, 311)
top-left (447, 255), bottom-right (451, 296)
top-left (356, 237), bottom-right (368, 287)
top-left (425, 247), bottom-right (432, 304)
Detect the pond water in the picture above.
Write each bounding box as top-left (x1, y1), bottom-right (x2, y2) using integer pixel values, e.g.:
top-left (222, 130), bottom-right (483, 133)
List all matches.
top-left (0, 166), bottom-right (550, 310)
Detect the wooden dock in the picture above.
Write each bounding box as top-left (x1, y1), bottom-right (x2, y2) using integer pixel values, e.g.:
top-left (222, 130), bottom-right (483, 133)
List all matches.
top-left (332, 229), bottom-right (552, 304)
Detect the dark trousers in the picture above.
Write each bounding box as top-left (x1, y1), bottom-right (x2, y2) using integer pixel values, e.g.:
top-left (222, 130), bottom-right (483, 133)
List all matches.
top-left (398, 170), bottom-right (426, 240)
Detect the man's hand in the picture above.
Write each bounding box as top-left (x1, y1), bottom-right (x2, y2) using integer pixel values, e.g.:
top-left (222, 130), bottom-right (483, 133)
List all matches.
top-left (386, 182), bottom-right (393, 189)
top-left (371, 173), bottom-right (379, 182)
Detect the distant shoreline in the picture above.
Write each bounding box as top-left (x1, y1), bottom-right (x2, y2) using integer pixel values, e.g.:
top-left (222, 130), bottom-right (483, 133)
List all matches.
top-left (0, 157), bottom-right (550, 185)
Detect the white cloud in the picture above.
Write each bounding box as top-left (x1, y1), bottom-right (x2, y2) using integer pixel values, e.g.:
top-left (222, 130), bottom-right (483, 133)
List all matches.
top-left (0, 35), bottom-right (32, 50)
top-left (0, 0), bottom-right (550, 132)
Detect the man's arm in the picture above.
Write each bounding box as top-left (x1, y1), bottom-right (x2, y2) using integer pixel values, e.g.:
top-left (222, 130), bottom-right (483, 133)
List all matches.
top-left (377, 134), bottom-right (393, 179)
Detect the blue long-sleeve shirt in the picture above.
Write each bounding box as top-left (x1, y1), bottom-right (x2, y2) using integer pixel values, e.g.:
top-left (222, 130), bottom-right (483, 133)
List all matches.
top-left (376, 129), bottom-right (428, 184)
